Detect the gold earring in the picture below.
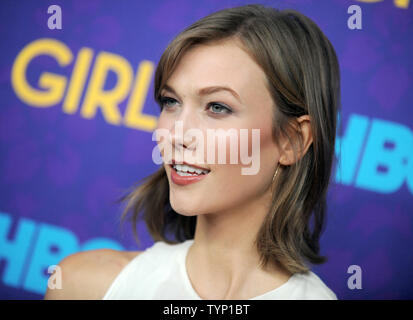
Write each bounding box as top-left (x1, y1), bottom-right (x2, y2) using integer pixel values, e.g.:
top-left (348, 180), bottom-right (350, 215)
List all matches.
top-left (271, 163), bottom-right (280, 190)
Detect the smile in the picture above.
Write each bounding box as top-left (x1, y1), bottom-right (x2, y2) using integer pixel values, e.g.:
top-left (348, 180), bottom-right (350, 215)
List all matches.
top-left (170, 164), bottom-right (210, 186)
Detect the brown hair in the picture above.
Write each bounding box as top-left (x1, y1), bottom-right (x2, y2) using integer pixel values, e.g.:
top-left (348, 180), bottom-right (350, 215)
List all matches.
top-left (117, 4), bottom-right (341, 274)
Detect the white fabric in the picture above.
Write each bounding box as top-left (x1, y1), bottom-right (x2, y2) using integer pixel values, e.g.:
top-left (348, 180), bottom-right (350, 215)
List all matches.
top-left (102, 239), bottom-right (337, 300)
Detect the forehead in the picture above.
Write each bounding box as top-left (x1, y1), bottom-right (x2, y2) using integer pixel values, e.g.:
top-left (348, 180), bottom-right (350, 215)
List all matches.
top-left (166, 39), bottom-right (269, 95)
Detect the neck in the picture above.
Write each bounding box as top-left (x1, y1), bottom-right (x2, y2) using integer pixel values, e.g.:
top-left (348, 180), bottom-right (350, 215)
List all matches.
top-left (186, 188), bottom-right (292, 299)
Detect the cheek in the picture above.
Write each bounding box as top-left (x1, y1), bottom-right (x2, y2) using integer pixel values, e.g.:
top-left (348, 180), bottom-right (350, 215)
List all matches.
top-left (210, 124), bottom-right (275, 189)
top-left (156, 112), bottom-right (168, 129)
top-left (259, 123), bottom-right (278, 160)
top-left (223, 122), bottom-right (276, 173)
top-left (205, 119), bottom-right (275, 168)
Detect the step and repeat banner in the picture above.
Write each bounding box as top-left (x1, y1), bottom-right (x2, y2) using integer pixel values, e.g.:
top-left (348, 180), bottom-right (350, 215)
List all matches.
top-left (0, 0), bottom-right (412, 299)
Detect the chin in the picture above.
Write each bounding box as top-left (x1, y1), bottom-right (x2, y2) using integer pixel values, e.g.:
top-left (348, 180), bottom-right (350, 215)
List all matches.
top-left (169, 197), bottom-right (202, 217)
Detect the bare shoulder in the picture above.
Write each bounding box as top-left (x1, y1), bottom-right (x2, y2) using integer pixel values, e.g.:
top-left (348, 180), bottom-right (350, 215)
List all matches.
top-left (44, 248), bottom-right (143, 300)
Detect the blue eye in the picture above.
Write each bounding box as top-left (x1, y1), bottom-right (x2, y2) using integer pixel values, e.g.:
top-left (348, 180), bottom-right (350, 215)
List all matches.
top-left (208, 103), bottom-right (232, 115)
top-left (158, 95), bottom-right (233, 115)
top-left (159, 96), bottom-right (177, 109)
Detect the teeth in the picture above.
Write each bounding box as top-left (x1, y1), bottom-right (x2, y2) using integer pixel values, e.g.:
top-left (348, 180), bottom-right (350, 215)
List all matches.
top-left (173, 164), bottom-right (209, 175)
top-left (177, 171), bottom-right (197, 176)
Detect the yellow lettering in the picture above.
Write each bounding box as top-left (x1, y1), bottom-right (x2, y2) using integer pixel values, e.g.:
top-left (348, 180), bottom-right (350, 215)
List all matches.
top-left (63, 48), bottom-right (93, 114)
top-left (394, 0), bottom-right (409, 8)
top-left (12, 38), bottom-right (160, 133)
top-left (124, 60), bottom-right (157, 132)
top-left (11, 38), bottom-right (72, 107)
top-left (356, 0), bottom-right (409, 8)
top-left (81, 52), bottom-right (132, 125)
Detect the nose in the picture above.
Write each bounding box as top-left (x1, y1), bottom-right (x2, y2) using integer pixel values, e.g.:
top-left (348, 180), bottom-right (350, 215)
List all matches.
top-left (170, 120), bottom-right (197, 152)
top-left (169, 108), bottom-right (200, 162)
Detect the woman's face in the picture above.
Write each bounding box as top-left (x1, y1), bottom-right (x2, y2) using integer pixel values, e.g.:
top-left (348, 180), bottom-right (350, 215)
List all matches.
top-left (156, 38), bottom-right (282, 216)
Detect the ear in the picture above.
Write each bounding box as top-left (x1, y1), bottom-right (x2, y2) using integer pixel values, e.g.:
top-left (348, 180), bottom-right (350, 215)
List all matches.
top-left (279, 115), bottom-right (313, 166)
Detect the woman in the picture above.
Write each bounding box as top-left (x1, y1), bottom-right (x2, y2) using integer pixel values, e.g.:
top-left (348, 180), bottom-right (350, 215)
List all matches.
top-left (45, 4), bottom-right (340, 300)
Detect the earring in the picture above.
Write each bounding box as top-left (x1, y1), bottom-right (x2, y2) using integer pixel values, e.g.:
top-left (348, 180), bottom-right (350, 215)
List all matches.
top-left (271, 163), bottom-right (280, 191)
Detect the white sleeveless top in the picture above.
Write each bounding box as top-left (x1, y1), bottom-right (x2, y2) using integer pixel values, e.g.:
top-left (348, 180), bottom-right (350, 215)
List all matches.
top-left (102, 239), bottom-right (337, 300)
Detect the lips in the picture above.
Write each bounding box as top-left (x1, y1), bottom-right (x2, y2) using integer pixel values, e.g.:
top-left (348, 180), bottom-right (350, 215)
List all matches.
top-left (169, 162), bottom-right (210, 186)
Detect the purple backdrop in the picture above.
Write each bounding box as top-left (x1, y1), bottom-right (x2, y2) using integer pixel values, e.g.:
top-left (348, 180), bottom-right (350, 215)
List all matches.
top-left (0, 0), bottom-right (412, 300)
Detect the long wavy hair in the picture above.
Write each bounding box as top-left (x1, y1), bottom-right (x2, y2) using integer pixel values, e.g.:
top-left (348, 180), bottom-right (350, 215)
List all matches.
top-left (117, 4), bottom-right (341, 274)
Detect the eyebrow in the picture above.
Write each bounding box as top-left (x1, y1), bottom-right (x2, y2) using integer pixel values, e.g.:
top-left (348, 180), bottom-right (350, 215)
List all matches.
top-left (162, 83), bottom-right (242, 103)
